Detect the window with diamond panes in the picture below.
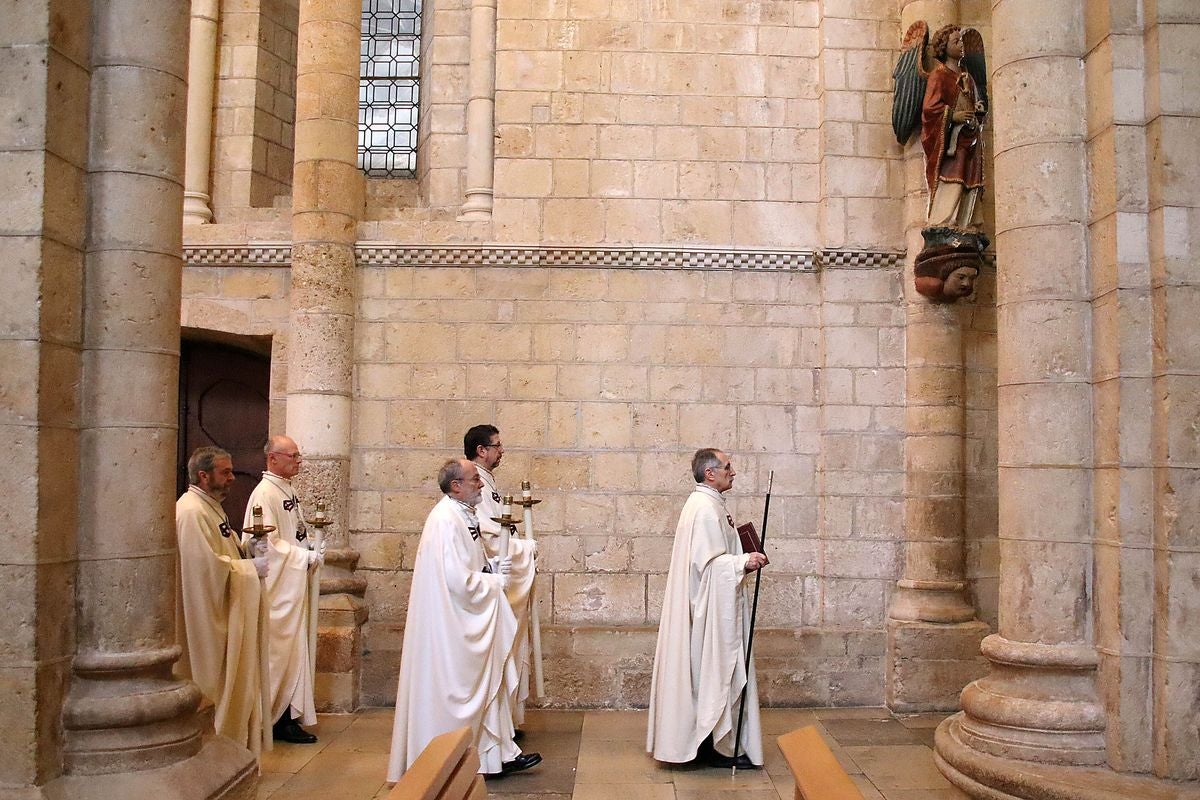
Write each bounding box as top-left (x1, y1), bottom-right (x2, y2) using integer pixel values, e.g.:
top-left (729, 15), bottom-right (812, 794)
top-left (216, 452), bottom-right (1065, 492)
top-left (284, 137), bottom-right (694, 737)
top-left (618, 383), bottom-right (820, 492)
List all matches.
top-left (359, 0), bottom-right (421, 177)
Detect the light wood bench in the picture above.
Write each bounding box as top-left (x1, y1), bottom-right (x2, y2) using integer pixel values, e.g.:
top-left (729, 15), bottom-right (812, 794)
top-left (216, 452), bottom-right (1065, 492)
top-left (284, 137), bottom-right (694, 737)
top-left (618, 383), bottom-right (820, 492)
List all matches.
top-left (387, 727), bottom-right (486, 800)
top-left (776, 725), bottom-right (864, 800)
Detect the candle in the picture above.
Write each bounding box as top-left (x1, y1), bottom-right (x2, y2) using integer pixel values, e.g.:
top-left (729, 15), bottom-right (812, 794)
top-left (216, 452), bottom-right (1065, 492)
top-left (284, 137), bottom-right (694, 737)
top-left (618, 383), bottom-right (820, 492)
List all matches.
top-left (252, 505), bottom-right (263, 528)
top-left (315, 500), bottom-right (327, 522)
top-left (521, 480), bottom-right (531, 500)
top-left (501, 495), bottom-right (513, 518)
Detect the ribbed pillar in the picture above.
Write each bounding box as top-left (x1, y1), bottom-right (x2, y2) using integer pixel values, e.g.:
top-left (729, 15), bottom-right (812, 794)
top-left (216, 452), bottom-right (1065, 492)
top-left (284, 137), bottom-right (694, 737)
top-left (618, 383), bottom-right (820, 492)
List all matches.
top-left (886, 0), bottom-right (989, 713)
top-left (457, 0), bottom-right (497, 221)
top-left (290, 0), bottom-right (367, 711)
top-left (182, 0), bottom-right (219, 224)
top-left (937, 0), bottom-right (1107, 779)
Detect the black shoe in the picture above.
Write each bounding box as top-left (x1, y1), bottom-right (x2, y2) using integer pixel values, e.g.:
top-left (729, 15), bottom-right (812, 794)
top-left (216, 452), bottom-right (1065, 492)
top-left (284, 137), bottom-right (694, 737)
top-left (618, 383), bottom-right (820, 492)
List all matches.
top-left (273, 721), bottom-right (318, 744)
top-left (513, 729), bottom-right (525, 743)
top-left (487, 752), bottom-right (542, 778)
top-left (706, 752), bottom-right (757, 770)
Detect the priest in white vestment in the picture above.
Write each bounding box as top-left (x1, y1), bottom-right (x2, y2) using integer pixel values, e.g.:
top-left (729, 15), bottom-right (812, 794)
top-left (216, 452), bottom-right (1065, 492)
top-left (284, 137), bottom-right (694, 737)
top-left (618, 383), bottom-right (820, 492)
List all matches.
top-left (387, 459), bottom-right (542, 781)
top-left (243, 435), bottom-right (324, 744)
top-left (175, 446), bottom-right (272, 756)
top-left (647, 448), bottom-right (768, 769)
top-left (466, 424), bottom-right (538, 730)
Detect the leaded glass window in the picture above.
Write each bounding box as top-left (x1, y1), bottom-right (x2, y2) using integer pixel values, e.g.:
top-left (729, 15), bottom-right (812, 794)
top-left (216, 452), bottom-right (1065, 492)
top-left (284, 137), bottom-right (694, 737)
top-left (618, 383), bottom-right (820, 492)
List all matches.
top-left (359, 0), bottom-right (421, 177)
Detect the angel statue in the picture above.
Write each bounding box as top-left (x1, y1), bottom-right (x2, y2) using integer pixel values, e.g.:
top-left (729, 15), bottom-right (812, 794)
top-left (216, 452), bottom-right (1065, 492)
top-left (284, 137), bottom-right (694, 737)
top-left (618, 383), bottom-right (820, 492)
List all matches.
top-left (893, 22), bottom-right (990, 302)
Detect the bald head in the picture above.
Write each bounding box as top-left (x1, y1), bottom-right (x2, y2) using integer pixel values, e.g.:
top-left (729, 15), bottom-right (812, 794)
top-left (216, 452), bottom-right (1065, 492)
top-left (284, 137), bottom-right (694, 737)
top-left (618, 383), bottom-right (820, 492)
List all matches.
top-left (265, 434), bottom-right (302, 478)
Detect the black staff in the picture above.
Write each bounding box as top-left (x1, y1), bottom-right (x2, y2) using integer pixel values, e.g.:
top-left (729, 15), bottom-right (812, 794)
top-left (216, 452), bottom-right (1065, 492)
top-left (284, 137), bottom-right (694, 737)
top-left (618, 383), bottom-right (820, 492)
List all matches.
top-left (732, 470), bottom-right (773, 774)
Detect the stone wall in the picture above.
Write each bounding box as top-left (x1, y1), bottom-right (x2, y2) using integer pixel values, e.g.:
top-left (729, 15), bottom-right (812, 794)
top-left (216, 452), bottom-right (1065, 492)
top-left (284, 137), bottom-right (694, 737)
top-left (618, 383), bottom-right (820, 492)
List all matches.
top-left (350, 260), bottom-right (906, 707)
top-left (180, 0), bottom-right (1004, 711)
top-left (211, 0), bottom-right (300, 215)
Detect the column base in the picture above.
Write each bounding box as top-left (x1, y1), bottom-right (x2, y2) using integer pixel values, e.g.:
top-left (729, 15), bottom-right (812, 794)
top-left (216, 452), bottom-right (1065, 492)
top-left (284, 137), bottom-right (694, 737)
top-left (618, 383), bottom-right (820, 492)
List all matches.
top-left (954, 635), bottom-right (1106, 768)
top-left (182, 192), bottom-right (213, 225)
top-left (886, 618), bottom-right (989, 712)
top-left (935, 715), bottom-right (1200, 800)
top-left (457, 188), bottom-right (494, 221)
top-left (40, 734), bottom-right (257, 800)
top-left (890, 580), bottom-right (977, 623)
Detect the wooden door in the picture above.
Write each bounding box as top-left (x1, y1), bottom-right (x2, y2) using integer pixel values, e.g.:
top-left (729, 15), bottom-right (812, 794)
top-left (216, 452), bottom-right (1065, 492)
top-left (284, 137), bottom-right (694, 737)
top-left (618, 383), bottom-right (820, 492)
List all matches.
top-left (177, 339), bottom-right (271, 531)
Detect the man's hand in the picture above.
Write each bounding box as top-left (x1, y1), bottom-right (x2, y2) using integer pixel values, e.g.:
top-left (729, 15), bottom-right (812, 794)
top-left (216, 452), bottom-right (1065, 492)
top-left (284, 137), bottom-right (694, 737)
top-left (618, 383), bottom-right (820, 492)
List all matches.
top-left (497, 556), bottom-right (513, 577)
top-left (744, 552), bottom-right (768, 573)
top-left (251, 536), bottom-right (269, 558)
top-left (308, 541), bottom-right (326, 567)
top-left (253, 555), bottom-right (270, 578)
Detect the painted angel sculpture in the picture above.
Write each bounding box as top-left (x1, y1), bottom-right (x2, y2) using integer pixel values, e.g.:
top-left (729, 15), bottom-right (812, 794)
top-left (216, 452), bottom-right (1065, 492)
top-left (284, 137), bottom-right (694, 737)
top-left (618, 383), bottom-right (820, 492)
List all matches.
top-left (893, 22), bottom-right (988, 230)
top-left (893, 22), bottom-right (989, 302)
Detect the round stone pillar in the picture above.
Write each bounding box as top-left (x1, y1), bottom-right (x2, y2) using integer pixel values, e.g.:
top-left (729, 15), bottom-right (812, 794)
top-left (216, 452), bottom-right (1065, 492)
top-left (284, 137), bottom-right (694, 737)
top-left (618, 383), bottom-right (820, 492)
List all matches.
top-left (183, 0), bottom-right (219, 224)
top-left (57, 0), bottom-right (257, 795)
top-left (886, 0), bottom-right (989, 713)
top-left (936, 0), bottom-right (1107, 782)
top-left (290, 0), bottom-right (368, 710)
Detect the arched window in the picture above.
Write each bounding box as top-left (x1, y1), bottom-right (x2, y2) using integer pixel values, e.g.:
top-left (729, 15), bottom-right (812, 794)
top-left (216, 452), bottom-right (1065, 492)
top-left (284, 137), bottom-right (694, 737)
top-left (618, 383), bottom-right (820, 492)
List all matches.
top-left (359, 0), bottom-right (421, 177)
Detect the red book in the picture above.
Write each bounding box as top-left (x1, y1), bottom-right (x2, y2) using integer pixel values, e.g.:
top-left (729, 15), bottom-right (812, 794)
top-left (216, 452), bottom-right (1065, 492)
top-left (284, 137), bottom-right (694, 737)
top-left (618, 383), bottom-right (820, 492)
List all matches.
top-left (737, 522), bottom-right (768, 564)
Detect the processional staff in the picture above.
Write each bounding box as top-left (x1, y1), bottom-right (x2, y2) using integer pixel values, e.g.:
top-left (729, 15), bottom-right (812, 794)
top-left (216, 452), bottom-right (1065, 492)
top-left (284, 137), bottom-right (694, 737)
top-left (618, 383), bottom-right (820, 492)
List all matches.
top-left (733, 470), bottom-right (773, 775)
top-left (516, 480), bottom-right (545, 699)
top-left (490, 484), bottom-right (546, 700)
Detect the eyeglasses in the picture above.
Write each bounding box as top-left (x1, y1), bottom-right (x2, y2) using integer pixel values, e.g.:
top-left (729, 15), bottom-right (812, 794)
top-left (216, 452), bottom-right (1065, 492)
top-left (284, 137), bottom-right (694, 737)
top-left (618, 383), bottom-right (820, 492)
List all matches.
top-left (711, 462), bottom-right (732, 472)
top-left (271, 451), bottom-right (302, 460)
top-left (482, 443), bottom-right (503, 449)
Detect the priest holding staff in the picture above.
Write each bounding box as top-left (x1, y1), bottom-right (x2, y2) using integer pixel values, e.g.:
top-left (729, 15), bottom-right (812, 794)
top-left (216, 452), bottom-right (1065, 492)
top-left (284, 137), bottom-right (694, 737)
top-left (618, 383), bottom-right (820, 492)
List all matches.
top-left (175, 446), bottom-right (272, 756)
top-left (243, 435), bottom-right (325, 744)
top-left (647, 448), bottom-right (767, 769)
top-left (387, 459), bottom-right (541, 780)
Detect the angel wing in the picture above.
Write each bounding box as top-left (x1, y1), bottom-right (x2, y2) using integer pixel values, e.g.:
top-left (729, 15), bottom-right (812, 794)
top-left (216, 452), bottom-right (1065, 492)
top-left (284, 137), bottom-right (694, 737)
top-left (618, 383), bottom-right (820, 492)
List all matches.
top-left (892, 21), bottom-right (930, 145)
top-left (960, 28), bottom-right (988, 115)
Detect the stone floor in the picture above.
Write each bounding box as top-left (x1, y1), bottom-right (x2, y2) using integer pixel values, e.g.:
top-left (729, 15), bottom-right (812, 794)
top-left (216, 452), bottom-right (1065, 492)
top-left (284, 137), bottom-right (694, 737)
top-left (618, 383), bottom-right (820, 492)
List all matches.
top-left (258, 707), bottom-right (970, 800)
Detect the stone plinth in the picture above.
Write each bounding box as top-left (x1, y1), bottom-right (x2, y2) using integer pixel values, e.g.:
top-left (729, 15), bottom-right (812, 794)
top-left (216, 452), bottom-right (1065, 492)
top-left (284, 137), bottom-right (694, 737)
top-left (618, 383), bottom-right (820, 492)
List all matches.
top-left (314, 551), bottom-right (369, 712)
top-left (887, 619), bottom-right (988, 712)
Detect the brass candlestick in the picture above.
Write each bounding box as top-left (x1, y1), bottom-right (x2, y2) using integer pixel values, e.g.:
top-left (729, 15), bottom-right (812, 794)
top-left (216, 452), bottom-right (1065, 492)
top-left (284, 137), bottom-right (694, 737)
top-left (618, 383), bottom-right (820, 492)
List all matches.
top-left (513, 479), bottom-right (541, 508)
top-left (304, 499), bottom-right (334, 529)
top-left (244, 503), bottom-right (276, 538)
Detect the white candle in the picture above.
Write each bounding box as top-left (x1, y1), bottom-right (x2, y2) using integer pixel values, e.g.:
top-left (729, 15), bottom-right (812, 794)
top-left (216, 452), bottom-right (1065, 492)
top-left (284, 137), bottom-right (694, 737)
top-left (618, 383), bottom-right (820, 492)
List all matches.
top-left (521, 480), bottom-right (532, 500)
top-left (252, 504), bottom-right (263, 528)
top-left (315, 500), bottom-right (327, 522)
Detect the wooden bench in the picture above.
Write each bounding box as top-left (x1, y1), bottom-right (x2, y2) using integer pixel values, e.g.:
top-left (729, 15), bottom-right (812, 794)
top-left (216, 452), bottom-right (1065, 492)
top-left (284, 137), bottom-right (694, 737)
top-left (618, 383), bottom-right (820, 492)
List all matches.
top-left (387, 727), bottom-right (486, 800)
top-left (776, 725), bottom-right (864, 800)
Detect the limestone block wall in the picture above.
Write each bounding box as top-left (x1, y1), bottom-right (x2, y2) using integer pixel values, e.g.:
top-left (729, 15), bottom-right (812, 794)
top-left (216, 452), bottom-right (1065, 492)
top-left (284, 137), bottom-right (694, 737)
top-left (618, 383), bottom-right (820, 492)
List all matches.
top-left (211, 0), bottom-right (300, 215)
top-left (348, 261), bottom-right (924, 708)
top-left (488, 0), bottom-right (836, 245)
top-left (179, 0), bottom-right (1005, 712)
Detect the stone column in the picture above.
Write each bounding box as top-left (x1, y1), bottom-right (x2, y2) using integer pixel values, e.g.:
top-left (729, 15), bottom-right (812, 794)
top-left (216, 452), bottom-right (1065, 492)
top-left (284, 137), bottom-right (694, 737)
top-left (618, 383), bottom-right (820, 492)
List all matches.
top-left (457, 0), bottom-right (497, 221)
top-left (290, 0), bottom-right (367, 711)
top-left (182, 0), bottom-right (219, 224)
top-left (51, 0), bottom-right (257, 796)
top-left (886, 0), bottom-right (989, 712)
top-left (937, 0), bottom-right (1107, 781)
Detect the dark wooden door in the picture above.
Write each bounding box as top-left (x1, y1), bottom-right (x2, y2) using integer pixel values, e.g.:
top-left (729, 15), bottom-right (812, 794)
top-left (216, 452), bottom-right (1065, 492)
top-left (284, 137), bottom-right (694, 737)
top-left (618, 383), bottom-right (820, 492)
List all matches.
top-left (177, 339), bottom-right (271, 531)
